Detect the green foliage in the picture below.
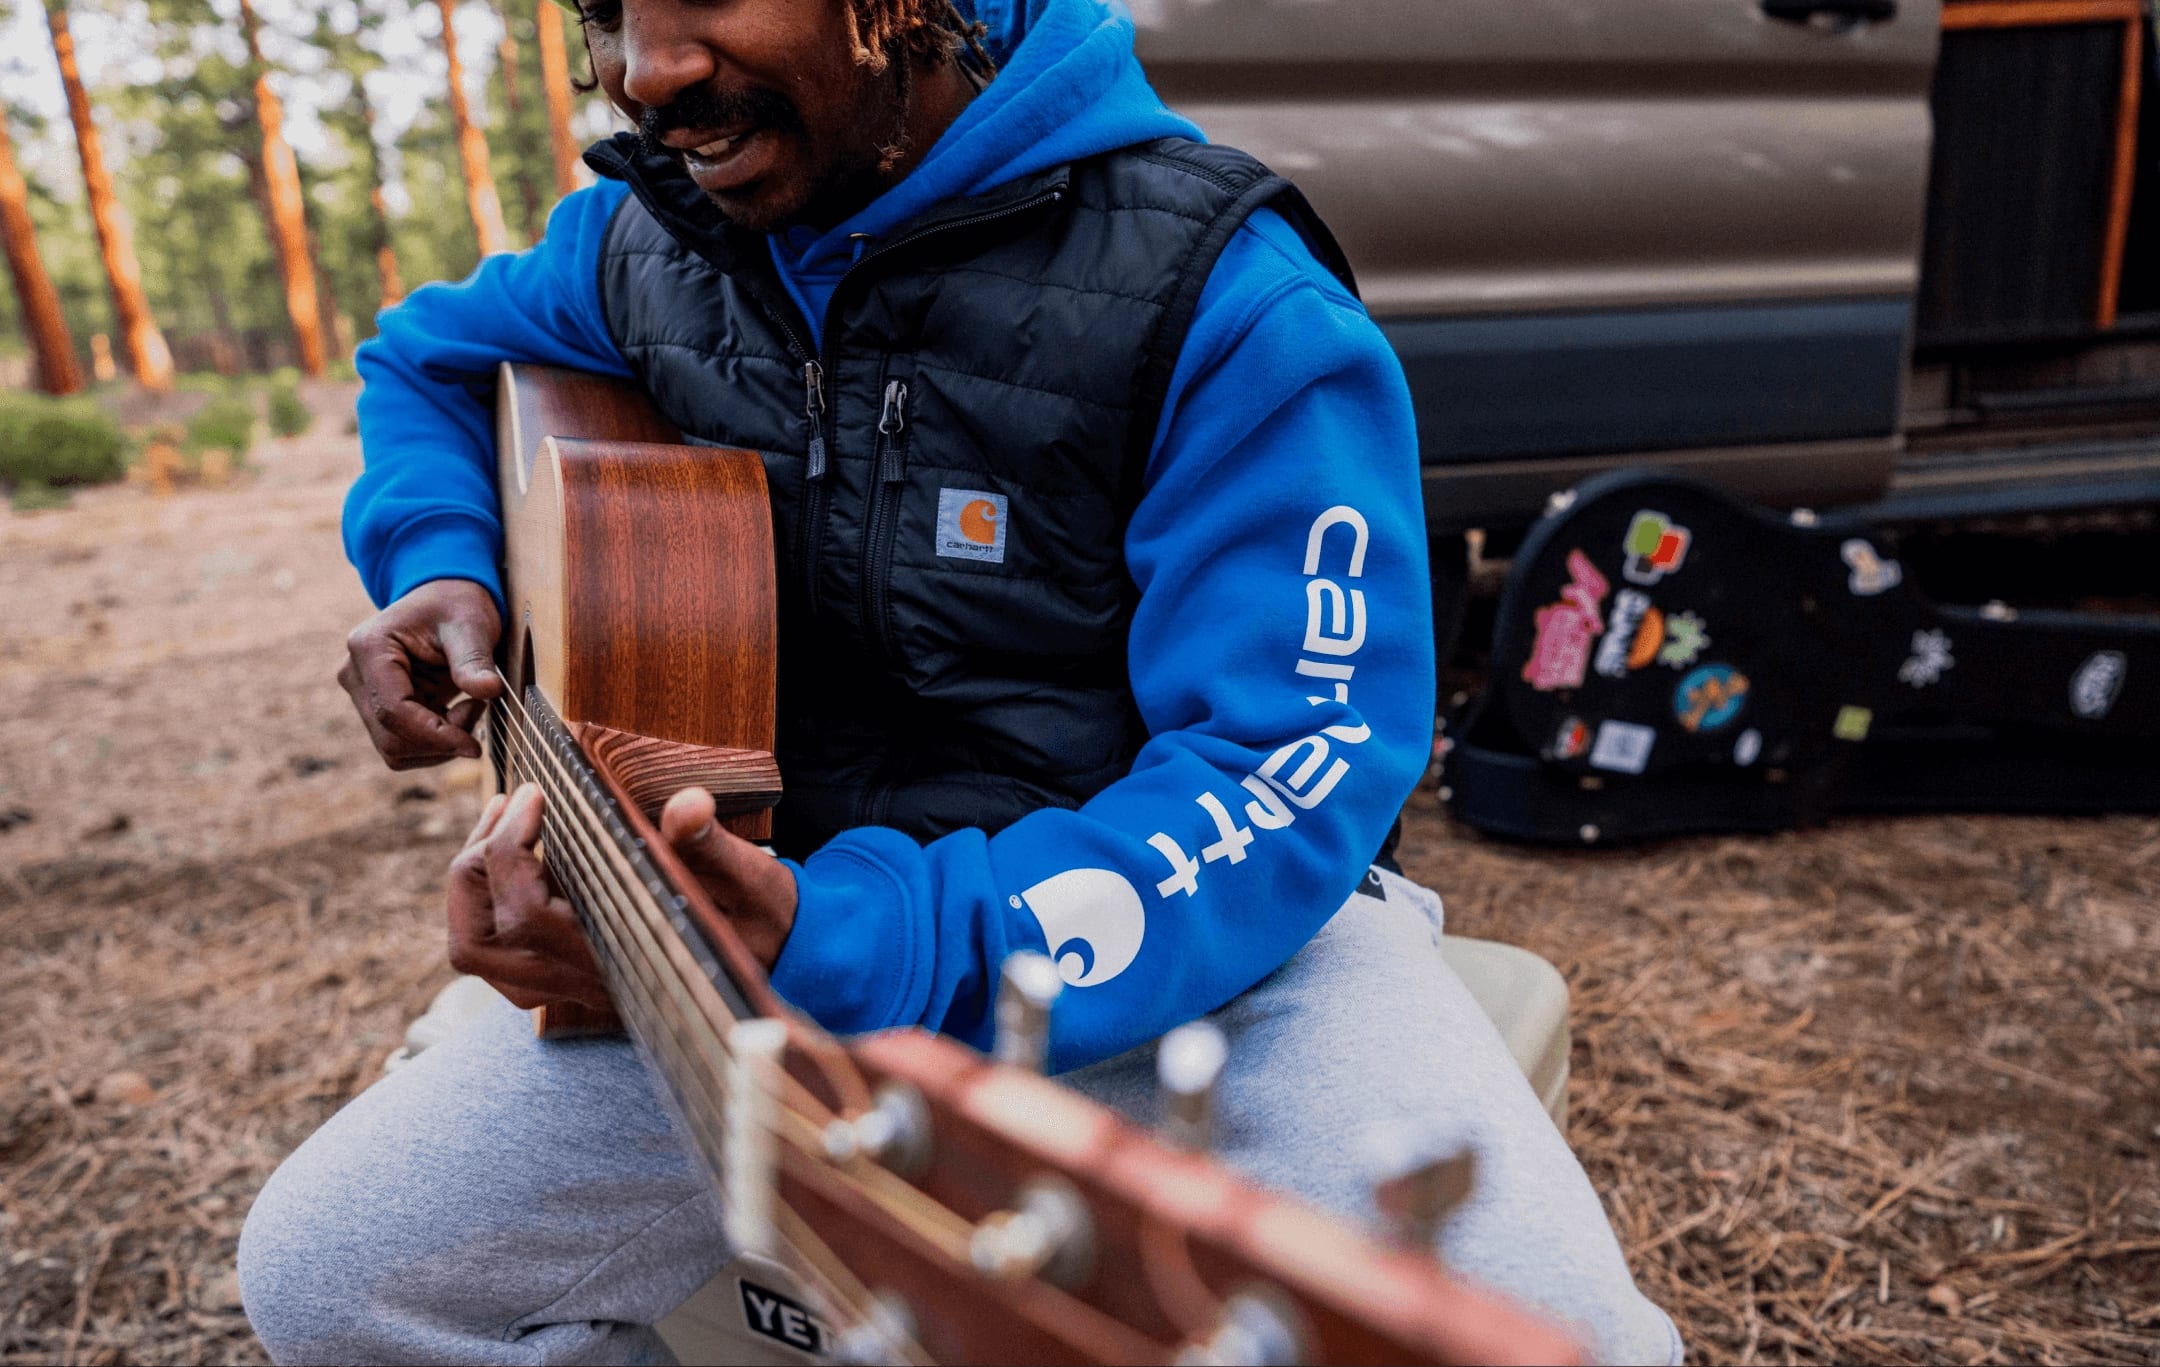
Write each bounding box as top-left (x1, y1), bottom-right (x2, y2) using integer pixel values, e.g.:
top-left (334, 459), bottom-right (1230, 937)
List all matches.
top-left (267, 374), bottom-right (312, 437)
top-left (185, 393), bottom-right (257, 462)
top-left (0, 392), bottom-right (130, 491)
top-left (10, 482), bottom-right (74, 513)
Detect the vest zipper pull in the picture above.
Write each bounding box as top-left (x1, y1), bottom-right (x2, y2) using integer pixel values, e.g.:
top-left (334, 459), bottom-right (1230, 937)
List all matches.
top-left (804, 361), bottom-right (828, 480)
top-left (877, 379), bottom-right (909, 483)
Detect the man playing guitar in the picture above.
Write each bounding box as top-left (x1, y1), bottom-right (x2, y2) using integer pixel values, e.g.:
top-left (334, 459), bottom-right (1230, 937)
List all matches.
top-left (238, 1), bottom-right (1678, 1361)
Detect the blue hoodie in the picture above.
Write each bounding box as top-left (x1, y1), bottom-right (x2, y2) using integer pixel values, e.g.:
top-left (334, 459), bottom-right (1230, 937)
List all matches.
top-left (347, 0), bottom-right (1434, 1073)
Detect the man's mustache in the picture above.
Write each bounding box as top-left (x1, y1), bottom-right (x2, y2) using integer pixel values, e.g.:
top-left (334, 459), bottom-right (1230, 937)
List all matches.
top-left (638, 85), bottom-right (805, 155)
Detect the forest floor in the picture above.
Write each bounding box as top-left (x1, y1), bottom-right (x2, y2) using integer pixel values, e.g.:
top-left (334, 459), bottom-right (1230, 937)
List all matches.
top-left (2, 388), bottom-right (2155, 1365)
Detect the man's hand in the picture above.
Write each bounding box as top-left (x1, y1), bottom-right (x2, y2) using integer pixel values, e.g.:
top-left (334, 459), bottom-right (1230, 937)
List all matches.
top-left (447, 785), bottom-right (610, 1010)
top-left (339, 579), bottom-right (504, 770)
top-left (656, 786), bottom-right (799, 970)
top-left (446, 782), bottom-right (799, 1011)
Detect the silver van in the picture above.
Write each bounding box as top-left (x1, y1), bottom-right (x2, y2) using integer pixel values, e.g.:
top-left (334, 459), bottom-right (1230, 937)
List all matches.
top-left (1138, 0), bottom-right (2159, 637)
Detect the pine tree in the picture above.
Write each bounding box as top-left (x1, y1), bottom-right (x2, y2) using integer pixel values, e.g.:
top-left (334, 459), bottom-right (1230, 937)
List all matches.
top-left (0, 107), bottom-right (84, 394)
top-left (436, 0), bottom-right (511, 254)
top-left (533, 0), bottom-right (581, 197)
top-left (237, 0), bottom-right (330, 374)
top-left (44, 0), bottom-right (172, 390)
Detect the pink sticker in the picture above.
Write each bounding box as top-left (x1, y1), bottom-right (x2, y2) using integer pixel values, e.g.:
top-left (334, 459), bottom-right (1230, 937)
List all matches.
top-left (1521, 550), bottom-right (1610, 692)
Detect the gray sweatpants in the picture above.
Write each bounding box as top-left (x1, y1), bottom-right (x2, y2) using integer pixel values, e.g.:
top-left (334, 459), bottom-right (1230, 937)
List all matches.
top-left (237, 871), bottom-right (1680, 1365)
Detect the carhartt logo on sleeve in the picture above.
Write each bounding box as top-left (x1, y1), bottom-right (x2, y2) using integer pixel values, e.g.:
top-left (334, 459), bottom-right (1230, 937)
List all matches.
top-left (937, 488), bottom-right (1008, 563)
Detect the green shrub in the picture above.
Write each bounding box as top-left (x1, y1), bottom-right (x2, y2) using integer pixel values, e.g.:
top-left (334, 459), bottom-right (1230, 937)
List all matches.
top-left (0, 392), bottom-right (129, 489)
top-left (10, 481), bottom-right (73, 512)
top-left (267, 376), bottom-right (312, 438)
top-left (185, 394), bottom-right (257, 463)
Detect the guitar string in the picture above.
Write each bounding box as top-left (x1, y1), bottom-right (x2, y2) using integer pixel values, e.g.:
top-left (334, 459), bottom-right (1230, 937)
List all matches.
top-left (484, 697), bottom-right (969, 1343)
top-left (489, 707), bottom-right (978, 1363)
top-left (486, 700), bottom-right (892, 1328)
top-left (487, 695), bottom-right (860, 1143)
top-left (493, 700), bottom-right (972, 1265)
top-left (490, 692), bottom-right (894, 1153)
top-left (487, 692), bottom-right (1194, 1358)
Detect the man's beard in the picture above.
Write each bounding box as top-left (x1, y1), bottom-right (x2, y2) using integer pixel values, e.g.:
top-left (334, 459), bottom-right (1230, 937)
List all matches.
top-left (638, 71), bottom-right (909, 234)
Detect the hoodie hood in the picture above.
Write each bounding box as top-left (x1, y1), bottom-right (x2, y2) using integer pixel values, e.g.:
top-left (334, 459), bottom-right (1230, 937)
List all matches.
top-left (775, 0), bottom-right (1202, 275)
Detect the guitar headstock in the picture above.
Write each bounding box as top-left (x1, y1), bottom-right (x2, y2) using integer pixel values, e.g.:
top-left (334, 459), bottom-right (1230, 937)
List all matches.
top-left (783, 1019), bottom-right (1585, 1365)
top-left (571, 736), bottom-right (1579, 1363)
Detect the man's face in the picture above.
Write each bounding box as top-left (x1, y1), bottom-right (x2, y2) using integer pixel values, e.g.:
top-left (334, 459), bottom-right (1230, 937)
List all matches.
top-left (580, 0), bottom-right (905, 232)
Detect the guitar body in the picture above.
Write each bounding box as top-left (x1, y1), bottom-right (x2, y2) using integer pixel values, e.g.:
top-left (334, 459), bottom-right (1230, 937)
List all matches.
top-left (492, 363), bottom-right (782, 1034)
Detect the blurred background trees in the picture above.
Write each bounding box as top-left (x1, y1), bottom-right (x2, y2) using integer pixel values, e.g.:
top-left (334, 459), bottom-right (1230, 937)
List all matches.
top-left (0, 0), bottom-right (615, 394)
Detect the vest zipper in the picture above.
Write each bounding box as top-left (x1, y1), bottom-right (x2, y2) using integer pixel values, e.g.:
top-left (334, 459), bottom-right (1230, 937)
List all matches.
top-left (759, 184), bottom-right (1066, 620)
top-left (861, 376), bottom-right (911, 661)
top-left (799, 361), bottom-right (829, 610)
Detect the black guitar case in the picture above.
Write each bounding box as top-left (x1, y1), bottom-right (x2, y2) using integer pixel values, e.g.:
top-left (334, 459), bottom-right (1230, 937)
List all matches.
top-left (1445, 471), bottom-right (2160, 844)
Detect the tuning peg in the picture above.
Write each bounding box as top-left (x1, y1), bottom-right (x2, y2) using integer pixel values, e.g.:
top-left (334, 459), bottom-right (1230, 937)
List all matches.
top-left (828, 1290), bottom-right (918, 1367)
top-left (1156, 1020), bottom-right (1229, 1150)
top-left (993, 951), bottom-right (1063, 1073)
top-left (723, 1017), bottom-right (788, 1258)
top-left (1366, 1127), bottom-right (1479, 1251)
top-left (822, 1081), bottom-right (931, 1177)
top-left (969, 1177), bottom-right (1093, 1288)
top-left (1173, 1289), bottom-right (1309, 1367)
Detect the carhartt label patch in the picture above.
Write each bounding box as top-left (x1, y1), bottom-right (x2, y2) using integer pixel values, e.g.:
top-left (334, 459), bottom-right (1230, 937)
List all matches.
top-left (937, 488), bottom-right (1008, 563)
top-left (738, 1279), bottom-right (824, 1355)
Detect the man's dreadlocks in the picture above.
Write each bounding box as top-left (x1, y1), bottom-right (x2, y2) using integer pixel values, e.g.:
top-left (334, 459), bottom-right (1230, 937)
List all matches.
top-left (844, 0), bottom-right (997, 78)
top-left (843, 0), bottom-right (995, 170)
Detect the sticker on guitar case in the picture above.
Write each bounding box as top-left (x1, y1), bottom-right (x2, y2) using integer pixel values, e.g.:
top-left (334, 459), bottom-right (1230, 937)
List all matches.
top-left (2071, 651), bottom-right (2126, 720)
top-left (1621, 511), bottom-right (1691, 585)
top-left (1588, 720), bottom-right (1656, 774)
top-left (1657, 611), bottom-right (1708, 669)
top-left (1675, 664), bottom-right (1749, 733)
top-left (1551, 716), bottom-right (1591, 760)
top-left (1595, 591), bottom-right (1664, 678)
top-left (1733, 728), bottom-right (1763, 767)
top-left (1840, 539), bottom-right (1903, 597)
top-left (1521, 550), bottom-right (1609, 691)
top-left (1898, 629), bottom-right (1955, 689)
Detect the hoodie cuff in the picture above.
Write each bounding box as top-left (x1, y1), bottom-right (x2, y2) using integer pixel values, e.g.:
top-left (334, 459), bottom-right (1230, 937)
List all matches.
top-left (384, 516), bottom-right (505, 614)
top-left (768, 840), bottom-right (920, 1035)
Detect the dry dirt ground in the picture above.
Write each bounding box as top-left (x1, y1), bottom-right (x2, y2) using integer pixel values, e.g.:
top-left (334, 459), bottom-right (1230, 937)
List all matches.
top-left (2, 392), bottom-right (2156, 1365)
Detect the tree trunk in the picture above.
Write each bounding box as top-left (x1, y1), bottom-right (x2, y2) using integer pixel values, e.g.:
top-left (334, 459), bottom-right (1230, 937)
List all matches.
top-left (45, 0), bottom-right (171, 391)
top-left (438, 0), bottom-right (512, 255)
top-left (360, 95), bottom-right (405, 309)
top-left (238, 0), bottom-right (327, 376)
top-left (0, 111), bottom-right (84, 395)
top-left (199, 266), bottom-right (240, 376)
top-left (534, 0), bottom-right (581, 198)
top-left (490, 0), bottom-right (543, 241)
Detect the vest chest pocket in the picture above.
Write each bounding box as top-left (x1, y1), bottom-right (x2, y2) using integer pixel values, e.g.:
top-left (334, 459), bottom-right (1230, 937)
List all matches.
top-left (859, 359), bottom-right (915, 663)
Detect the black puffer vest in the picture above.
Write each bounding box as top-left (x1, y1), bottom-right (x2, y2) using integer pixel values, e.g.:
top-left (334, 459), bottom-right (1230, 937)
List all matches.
top-left (586, 133), bottom-right (1355, 859)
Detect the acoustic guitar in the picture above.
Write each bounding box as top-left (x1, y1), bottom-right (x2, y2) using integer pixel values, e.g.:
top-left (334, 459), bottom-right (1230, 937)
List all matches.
top-left (484, 363), bottom-right (1579, 1364)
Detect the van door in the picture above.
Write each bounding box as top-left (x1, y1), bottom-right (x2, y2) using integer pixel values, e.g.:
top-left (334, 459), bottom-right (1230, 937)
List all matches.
top-left (1136, 0), bottom-right (1942, 531)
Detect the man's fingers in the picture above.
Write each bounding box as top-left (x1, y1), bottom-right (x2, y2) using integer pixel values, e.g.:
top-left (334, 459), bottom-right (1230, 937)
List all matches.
top-left (349, 636), bottom-right (479, 762)
top-left (439, 618), bottom-right (505, 700)
top-left (444, 695), bottom-right (488, 736)
top-left (377, 697), bottom-right (483, 761)
top-left (463, 791), bottom-right (510, 850)
top-left (486, 783), bottom-right (545, 860)
top-left (659, 787), bottom-right (735, 877)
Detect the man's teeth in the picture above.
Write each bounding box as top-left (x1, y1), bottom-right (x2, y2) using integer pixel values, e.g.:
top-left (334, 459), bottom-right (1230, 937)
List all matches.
top-left (690, 133), bottom-right (744, 159)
